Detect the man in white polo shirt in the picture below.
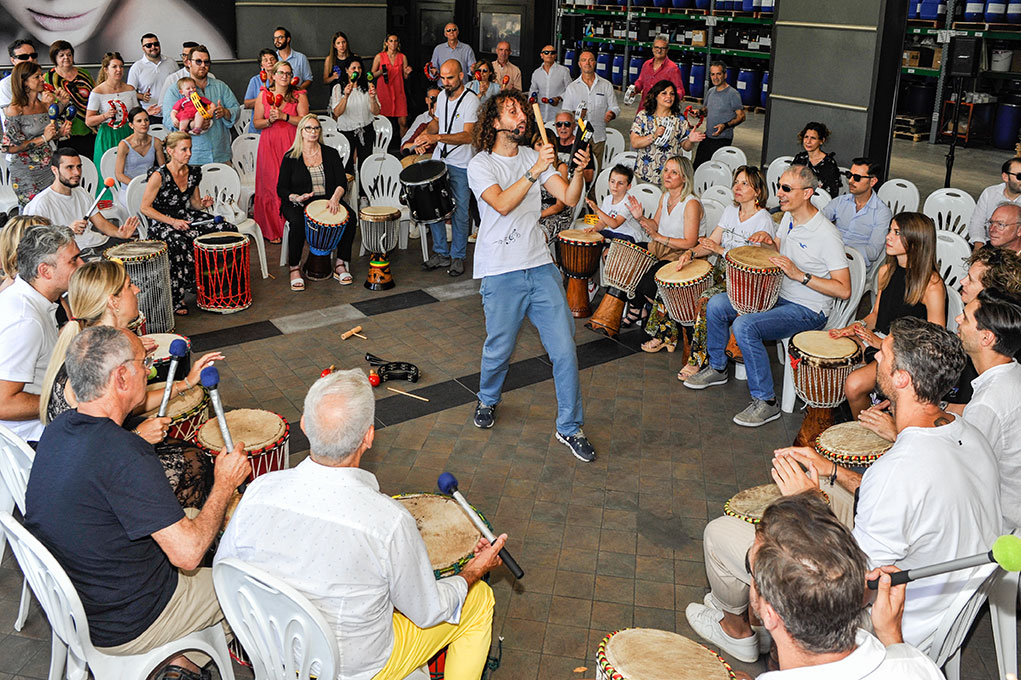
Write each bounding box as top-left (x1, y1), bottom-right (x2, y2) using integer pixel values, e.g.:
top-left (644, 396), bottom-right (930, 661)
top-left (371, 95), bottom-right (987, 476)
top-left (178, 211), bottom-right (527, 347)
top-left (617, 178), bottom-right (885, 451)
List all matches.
top-left (126, 34), bottom-right (177, 124)
top-left (25, 148), bottom-right (138, 258)
top-left (560, 50), bottom-right (620, 176)
top-left (0, 224), bottom-right (82, 442)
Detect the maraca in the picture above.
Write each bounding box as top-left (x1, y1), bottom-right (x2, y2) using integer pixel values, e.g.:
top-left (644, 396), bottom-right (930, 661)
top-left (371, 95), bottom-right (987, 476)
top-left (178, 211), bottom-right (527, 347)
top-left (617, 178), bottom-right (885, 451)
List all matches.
top-left (47, 103), bottom-right (60, 122)
top-left (274, 93), bottom-right (283, 108)
top-left (349, 71), bottom-right (359, 83)
top-left (528, 91), bottom-right (537, 104)
top-left (320, 364), bottom-right (335, 378)
top-left (502, 75), bottom-right (510, 86)
top-left (368, 370), bottom-right (381, 387)
top-left (366, 72), bottom-right (375, 85)
top-left (382, 68), bottom-right (389, 84)
top-left (259, 69), bottom-right (268, 84)
top-left (291, 76), bottom-right (299, 87)
top-left (62, 104), bottom-right (77, 122)
top-left (332, 65), bottom-right (341, 79)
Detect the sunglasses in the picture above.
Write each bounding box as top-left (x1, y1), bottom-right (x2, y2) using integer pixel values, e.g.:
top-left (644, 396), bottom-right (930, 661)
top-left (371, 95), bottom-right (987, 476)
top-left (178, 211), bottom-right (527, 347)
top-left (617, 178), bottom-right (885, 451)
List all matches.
top-left (779, 183), bottom-right (812, 193)
top-left (541, 50), bottom-right (556, 55)
top-left (13, 52), bottom-right (37, 61)
top-left (445, 28), bottom-right (458, 32)
top-left (555, 121), bottom-right (572, 128)
top-left (143, 42), bottom-right (160, 49)
top-left (192, 58), bottom-right (210, 65)
top-left (1006, 171), bottom-right (1021, 181)
top-left (842, 171), bottom-right (873, 182)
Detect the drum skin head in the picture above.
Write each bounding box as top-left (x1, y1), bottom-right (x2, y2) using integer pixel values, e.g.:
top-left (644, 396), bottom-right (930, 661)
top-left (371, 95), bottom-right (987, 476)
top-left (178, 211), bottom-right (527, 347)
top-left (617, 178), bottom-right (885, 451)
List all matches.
top-left (559, 229), bottom-right (604, 244)
top-left (141, 383), bottom-right (206, 419)
top-left (792, 331), bottom-right (859, 359)
top-left (305, 199), bottom-right (349, 225)
top-left (198, 408), bottom-right (286, 451)
top-left (195, 231), bottom-right (248, 249)
top-left (395, 494), bottom-right (482, 572)
top-left (399, 159), bottom-right (447, 184)
top-left (727, 245), bottom-right (781, 270)
top-left (599, 628), bottom-right (733, 680)
top-left (656, 259), bottom-right (711, 284)
top-left (360, 206), bottom-right (402, 221)
top-left (104, 240), bottom-right (167, 259)
top-left (816, 421), bottom-right (892, 465)
top-left (724, 484), bottom-right (781, 524)
top-left (147, 333), bottom-right (190, 361)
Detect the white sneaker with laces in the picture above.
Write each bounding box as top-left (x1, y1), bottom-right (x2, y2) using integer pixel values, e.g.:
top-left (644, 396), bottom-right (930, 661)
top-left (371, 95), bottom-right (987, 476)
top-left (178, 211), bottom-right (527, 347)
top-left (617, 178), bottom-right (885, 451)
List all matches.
top-left (685, 601), bottom-right (760, 663)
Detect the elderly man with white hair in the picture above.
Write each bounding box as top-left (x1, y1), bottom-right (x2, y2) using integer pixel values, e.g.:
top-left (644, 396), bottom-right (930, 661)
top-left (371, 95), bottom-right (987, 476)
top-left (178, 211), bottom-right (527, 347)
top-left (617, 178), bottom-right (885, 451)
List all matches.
top-left (216, 369), bottom-right (506, 680)
top-left (986, 202), bottom-right (1021, 253)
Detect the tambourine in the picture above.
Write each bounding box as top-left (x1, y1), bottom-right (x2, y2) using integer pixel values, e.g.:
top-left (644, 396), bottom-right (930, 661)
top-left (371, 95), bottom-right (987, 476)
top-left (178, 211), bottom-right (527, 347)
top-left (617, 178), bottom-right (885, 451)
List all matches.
top-left (683, 105), bottom-right (706, 131)
top-left (424, 62), bottom-right (439, 81)
top-left (191, 92), bottom-right (212, 119)
top-left (107, 99), bottom-right (129, 128)
top-left (365, 353), bottom-right (420, 383)
top-left (623, 84), bottom-right (636, 105)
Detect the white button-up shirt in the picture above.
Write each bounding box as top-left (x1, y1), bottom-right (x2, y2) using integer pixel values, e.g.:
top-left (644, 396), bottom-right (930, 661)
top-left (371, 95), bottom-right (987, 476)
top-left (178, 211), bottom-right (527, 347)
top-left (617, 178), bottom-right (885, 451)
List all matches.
top-left (560, 74), bottom-right (620, 143)
top-left (127, 54), bottom-right (178, 111)
top-left (528, 63), bottom-right (572, 124)
top-left (968, 182), bottom-right (1021, 243)
top-left (758, 629), bottom-right (944, 680)
top-left (215, 460), bottom-right (468, 680)
top-left (963, 360), bottom-right (1021, 529)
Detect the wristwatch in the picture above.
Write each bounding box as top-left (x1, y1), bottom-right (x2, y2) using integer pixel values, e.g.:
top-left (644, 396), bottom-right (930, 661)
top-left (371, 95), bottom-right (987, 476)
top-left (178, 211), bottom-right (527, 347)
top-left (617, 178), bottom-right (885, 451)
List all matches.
top-left (801, 272), bottom-right (813, 285)
top-left (525, 170), bottom-right (538, 183)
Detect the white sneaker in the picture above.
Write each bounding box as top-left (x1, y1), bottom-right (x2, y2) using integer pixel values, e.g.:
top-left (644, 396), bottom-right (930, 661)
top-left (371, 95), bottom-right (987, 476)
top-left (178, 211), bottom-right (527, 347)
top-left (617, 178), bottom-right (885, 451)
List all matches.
top-left (685, 601), bottom-right (760, 663)
top-left (704, 593), bottom-right (772, 656)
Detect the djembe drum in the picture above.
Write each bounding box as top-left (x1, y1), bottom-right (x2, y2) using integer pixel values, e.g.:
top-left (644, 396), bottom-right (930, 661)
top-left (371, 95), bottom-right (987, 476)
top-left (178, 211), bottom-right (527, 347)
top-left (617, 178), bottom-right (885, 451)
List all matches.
top-left (193, 232), bottom-right (252, 313)
top-left (656, 259), bottom-right (713, 326)
top-left (303, 199), bottom-right (351, 280)
top-left (393, 493), bottom-right (492, 578)
top-left (725, 245), bottom-right (783, 315)
top-left (586, 240), bottom-right (658, 338)
top-left (556, 229), bottom-right (604, 318)
top-left (141, 383), bottom-right (210, 443)
top-left (104, 240), bottom-right (174, 333)
top-left (725, 484), bottom-right (829, 524)
top-left (360, 206), bottom-right (401, 291)
top-left (596, 628), bottom-right (735, 680)
top-left (196, 408), bottom-right (290, 482)
top-left (815, 421), bottom-right (893, 470)
top-left (789, 330), bottom-right (863, 446)
top-left (146, 332), bottom-right (192, 384)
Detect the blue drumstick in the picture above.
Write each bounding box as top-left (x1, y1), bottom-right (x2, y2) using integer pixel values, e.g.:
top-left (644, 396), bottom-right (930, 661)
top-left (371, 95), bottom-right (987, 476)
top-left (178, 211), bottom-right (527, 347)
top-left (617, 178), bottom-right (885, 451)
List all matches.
top-left (438, 472), bottom-right (524, 579)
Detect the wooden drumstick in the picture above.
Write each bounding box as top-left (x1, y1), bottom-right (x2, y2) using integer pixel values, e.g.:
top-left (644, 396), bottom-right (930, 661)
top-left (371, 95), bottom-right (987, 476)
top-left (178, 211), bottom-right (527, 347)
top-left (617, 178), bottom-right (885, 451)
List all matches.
top-left (533, 103), bottom-right (549, 146)
top-left (386, 386), bottom-right (429, 401)
top-left (341, 325), bottom-right (363, 340)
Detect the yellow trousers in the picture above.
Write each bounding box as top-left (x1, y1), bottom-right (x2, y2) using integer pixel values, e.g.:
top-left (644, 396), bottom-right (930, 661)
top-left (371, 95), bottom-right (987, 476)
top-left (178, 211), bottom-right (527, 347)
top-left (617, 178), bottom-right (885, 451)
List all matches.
top-left (373, 581), bottom-right (495, 680)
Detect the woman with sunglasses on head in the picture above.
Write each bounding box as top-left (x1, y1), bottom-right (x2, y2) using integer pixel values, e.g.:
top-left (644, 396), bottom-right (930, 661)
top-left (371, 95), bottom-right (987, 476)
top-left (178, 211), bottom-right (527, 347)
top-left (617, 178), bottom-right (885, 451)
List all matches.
top-left (467, 58), bottom-right (498, 106)
top-left (792, 121), bottom-right (841, 200)
top-left (371, 33), bottom-right (412, 139)
top-left (630, 80), bottom-right (704, 185)
top-left (253, 61), bottom-right (309, 244)
top-left (277, 113), bottom-right (352, 290)
top-left (38, 259), bottom-right (221, 509)
top-left (44, 40), bottom-right (95, 160)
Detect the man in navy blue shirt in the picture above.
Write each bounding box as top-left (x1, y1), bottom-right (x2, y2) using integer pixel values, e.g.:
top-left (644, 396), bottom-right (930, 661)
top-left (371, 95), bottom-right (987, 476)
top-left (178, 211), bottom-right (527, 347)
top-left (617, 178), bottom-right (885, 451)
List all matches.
top-left (25, 326), bottom-right (249, 677)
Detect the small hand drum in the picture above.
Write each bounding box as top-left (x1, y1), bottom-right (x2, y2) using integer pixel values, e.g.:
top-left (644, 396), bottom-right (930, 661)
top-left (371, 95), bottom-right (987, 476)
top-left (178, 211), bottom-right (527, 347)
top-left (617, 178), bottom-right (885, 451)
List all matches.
top-left (815, 421), bottom-right (892, 470)
top-left (359, 206), bottom-right (402, 291)
top-left (596, 628), bottom-right (735, 680)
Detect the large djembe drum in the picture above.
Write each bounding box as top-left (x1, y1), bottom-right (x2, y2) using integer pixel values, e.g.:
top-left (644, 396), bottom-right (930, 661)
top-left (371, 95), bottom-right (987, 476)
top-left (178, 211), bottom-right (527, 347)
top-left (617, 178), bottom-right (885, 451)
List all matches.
top-left (586, 240), bottom-right (658, 338)
top-left (359, 206), bottom-right (402, 291)
top-left (789, 331), bottom-right (863, 446)
top-left (556, 229), bottom-right (604, 318)
top-left (724, 245), bottom-right (783, 315)
top-left (303, 199), bottom-right (352, 281)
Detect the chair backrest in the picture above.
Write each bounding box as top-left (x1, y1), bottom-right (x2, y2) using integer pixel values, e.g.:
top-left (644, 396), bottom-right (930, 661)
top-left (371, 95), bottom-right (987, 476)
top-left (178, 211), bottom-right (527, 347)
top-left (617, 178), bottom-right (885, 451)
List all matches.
top-left (79, 156), bottom-right (99, 195)
top-left (0, 425), bottom-right (35, 513)
top-left (322, 131), bottom-right (350, 168)
top-left (702, 184), bottom-right (734, 207)
top-left (837, 166), bottom-right (850, 195)
top-left (0, 512), bottom-right (93, 671)
top-left (317, 115), bottom-right (338, 135)
top-left (924, 188), bottom-right (976, 238)
top-left (878, 178), bottom-right (920, 215)
top-left (631, 183), bottom-right (662, 219)
top-left (359, 153), bottom-right (403, 204)
top-left (372, 115), bottom-right (393, 154)
top-left (710, 146), bottom-right (747, 173)
top-left (701, 198), bottom-right (726, 238)
top-left (824, 246), bottom-right (867, 330)
top-left (693, 160), bottom-right (732, 197)
top-left (766, 155), bottom-right (794, 203)
top-left (936, 230), bottom-right (972, 290)
top-left (231, 134), bottom-right (260, 185)
top-left (148, 124), bottom-right (169, 141)
top-left (928, 565), bottom-right (998, 670)
top-left (213, 558), bottom-right (338, 680)
top-left (609, 151), bottom-right (637, 169)
top-left (198, 163), bottom-right (243, 215)
top-left (593, 167), bottom-right (613, 207)
top-left (0, 153), bottom-right (10, 186)
top-left (810, 187), bottom-right (832, 211)
top-left (233, 108), bottom-right (253, 138)
top-left (946, 282), bottom-right (964, 333)
top-left (99, 147), bottom-right (119, 186)
top-left (603, 128), bottom-right (625, 168)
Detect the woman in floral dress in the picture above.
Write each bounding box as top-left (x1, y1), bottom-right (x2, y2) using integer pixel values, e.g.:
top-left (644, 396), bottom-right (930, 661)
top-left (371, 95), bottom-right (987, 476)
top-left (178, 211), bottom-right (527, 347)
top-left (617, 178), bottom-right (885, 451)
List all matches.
top-left (629, 81), bottom-right (704, 185)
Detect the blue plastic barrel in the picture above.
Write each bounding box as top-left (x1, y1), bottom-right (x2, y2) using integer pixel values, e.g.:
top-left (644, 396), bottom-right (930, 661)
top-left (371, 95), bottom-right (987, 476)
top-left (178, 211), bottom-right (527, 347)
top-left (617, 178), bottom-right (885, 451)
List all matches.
top-left (689, 63), bottom-right (706, 98)
top-left (654, 0), bottom-right (670, 7)
top-left (964, 1), bottom-right (986, 19)
top-left (695, 0), bottom-right (711, 9)
top-left (919, 1), bottom-right (946, 19)
top-left (737, 68), bottom-right (760, 106)
top-left (908, 1), bottom-right (919, 17)
top-left (987, 0), bottom-right (1007, 21)
top-left (596, 47), bottom-right (612, 80)
top-left (725, 66), bottom-right (738, 87)
top-left (759, 0), bottom-right (773, 12)
top-left (760, 70), bottom-right (769, 108)
top-left (629, 52), bottom-right (643, 85)
top-left (564, 44), bottom-right (577, 78)
top-left (611, 53), bottom-right (625, 87)
top-left (679, 60), bottom-right (692, 91)
top-left (1008, 0), bottom-right (1021, 20)
top-left (742, 0), bottom-right (755, 9)
top-left (994, 102), bottom-right (1021, 148)
top-left (672, 0), bottom-right (693, 7)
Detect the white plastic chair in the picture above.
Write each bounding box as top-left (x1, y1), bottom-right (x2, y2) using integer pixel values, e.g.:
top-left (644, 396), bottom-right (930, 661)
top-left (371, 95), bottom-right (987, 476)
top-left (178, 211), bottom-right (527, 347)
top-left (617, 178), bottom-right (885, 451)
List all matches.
top-left (213, 558), bottom-right (337, 680)
top-left (199, 163), bottom-right (269, 278)
top-left (837, 166), bottom-right (850, 195)
top-left (927, 564), bottom-right (1000, 680)
top-left (710, 146), bottom-right (747, 174)
top-left (693, 160), bottom-right (731, 197)
top-left (593, 167), bottom-right (612, 207)
top-left (372, 115), bottom-right (393, 155)
top-left (631, 183), bottom-right (662, 219)
top-left (322, 131), bottom-right (355, 209)
top-left (810, 187), bottom-right (832, 211)
top-left (78, 155), bottom-right (127, 225)
top-left (317, 115), bottom-right (338, 135)
top-left (609, 151), bottom-right (637, 169)
top-left (877, 178), bottom-right (920, 215)
top-left (924, 188), bottom-right (976, 238)
top-left (0, 512), bottom-right (235, 680)
top-left (124, 175), bottom-right (150, 238)
top-left (0, 155), bottom-right (20, 216)
top-left (603, 128), bottom-right (625, 169)
top-left (936, 231), bottom-right (971, 290)
top-left (0, 424), bottom-right (34, 632)
top-left (765, 155), bottom-right (794, 209)
top-left (701, 198), bottom-right (726, 238)
top-left (231, 133), bottom-right (260, 216)
top-left (148, 124), bottom-right (169, 141)
top-left (234, 108), bottom-right (253, 138)
top-left (780, 246), bottom-right (866, 413)
top-left (945, 283), bottom-right (964, 333)
top-left (702, 184), bottom-right (734, 207)
top-left (358, 152), bottom-right (412, 253)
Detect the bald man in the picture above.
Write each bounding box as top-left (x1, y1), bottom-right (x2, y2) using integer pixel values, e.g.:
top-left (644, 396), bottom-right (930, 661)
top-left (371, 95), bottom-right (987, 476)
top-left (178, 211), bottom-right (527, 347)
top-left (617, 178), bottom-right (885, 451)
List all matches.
top-left (492, 41), bottom-right (521, 91)
top-left (431, 23), bottom-right (476, 86)
top-left (415, 59), bottom-right (478, 276)
top-left (986, 203), bottom-right (1021, 253)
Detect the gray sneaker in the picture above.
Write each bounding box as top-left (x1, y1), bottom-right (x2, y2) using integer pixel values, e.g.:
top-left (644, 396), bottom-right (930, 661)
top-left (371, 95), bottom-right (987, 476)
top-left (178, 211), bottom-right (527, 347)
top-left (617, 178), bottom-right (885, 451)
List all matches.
top-left (422, 254), bottom-right (451, 270)
top-left (733, 399), bottom-right (781, 427)
top-left (683, 365), bottom-right (729, 390)
top-left (447, 258), bottom-right (464, 276)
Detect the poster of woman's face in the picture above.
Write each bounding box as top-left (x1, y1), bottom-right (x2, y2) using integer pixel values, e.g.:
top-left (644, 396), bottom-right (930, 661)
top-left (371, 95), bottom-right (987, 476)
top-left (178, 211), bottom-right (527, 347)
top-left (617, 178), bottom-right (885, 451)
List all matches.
top-left (0, 0), bottom-right (236, 63)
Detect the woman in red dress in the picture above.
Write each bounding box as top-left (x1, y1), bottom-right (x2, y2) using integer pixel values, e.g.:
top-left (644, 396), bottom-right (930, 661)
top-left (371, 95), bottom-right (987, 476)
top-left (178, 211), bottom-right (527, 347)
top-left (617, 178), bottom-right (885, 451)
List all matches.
top-left (253, 61), bottom-right (309, 243)
top-left (371, 34), bottom-right (412, 140)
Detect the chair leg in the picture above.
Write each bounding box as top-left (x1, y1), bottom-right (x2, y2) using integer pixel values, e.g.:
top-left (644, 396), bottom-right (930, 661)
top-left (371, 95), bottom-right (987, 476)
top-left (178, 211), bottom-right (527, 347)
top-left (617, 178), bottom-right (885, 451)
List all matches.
top-left (419, 222), bottom-right (430, 263)
top-left (252, 231), bottom-right (268, 279)
top-left (15, 578), bottom-right (29, 631)
top-left (943, 649), bottom-right (961, 680)
top-left (279, 223), bottom-right (289, 268)
top-left (989, 570), bottom-right (1019, 679)
top-left (47, 633), bottom-right (67, 680)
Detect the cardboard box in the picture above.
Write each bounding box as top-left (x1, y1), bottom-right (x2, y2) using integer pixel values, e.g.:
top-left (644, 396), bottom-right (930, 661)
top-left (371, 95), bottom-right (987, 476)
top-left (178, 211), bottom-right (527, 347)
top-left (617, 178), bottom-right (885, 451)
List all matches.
top-left (903, 50), bottom-right (921, 67)
top-left (691, 29), bottom-right (707, 47)
top-left (1011, 49), bottom-right (1021, 72)
top-left (933, 46), bottom-right (943, 69)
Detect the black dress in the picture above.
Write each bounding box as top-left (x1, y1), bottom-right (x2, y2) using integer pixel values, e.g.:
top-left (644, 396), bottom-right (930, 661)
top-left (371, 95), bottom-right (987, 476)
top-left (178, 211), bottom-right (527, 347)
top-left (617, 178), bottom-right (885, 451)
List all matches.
top-left (793, 150), bottom-right (841, 201)
top-left (277, 144), bottom-right (354, 267)
top-left (866, 264), bottom-right (944, 362)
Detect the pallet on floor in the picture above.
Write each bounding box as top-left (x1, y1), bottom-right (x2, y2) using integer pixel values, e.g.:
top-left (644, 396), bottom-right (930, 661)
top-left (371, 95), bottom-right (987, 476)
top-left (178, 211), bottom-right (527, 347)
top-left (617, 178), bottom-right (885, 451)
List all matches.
top-left (952, 20), bottom-right (1021, 31)
top-left (894, 130), bottom-right (930, 142)
top-left (894, 114), bottom-right (931, 134)
top-left (907, 18), bottom-right (941, 28)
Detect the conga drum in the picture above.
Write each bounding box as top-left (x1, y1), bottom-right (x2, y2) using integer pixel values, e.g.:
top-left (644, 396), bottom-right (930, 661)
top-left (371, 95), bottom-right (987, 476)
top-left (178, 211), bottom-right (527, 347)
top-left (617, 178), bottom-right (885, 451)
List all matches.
top-left (303, 199), bottom-right (351, 281)
top-left (393, 493), bottom-right (492, 578)
top-left (655, 259), bottom-right (713, 326)
top-left (196, 408), bottom-right (290, 482)
top-left (815, 421), bottom-right (893, 470)
top-left (596, 628), bottom-right (736, 680)
top-left (556, 229), bottom-right (604, 318)
top-left (724, 245), bottom-right (783, 315)
top-left (586, 240), bottom-right (658, 338)
top-left (359, 206), bottom-right (402, 291)
top-left (141, 382), bottom-right (210, 443)
top-left (399, 159), bottom-right (455, 224)
top-left (193, 231), bottom-right (252, 314)
top-left (104, 240), bottom-right (174, 333)
top-left (788, 331), bottom-right (863, 447)
top-left (145, 332), bottom-right (192, 384)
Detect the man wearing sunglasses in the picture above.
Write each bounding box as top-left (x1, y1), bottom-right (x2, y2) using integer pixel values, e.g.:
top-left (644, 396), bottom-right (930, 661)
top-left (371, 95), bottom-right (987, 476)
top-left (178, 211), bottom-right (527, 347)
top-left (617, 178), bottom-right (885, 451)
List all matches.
top-left (161, 46), bottom-right (239, 165)
top-left (561, 50), bottom-right (620, 176)
top-left (430, 24), bottom-right (476, 87)
top-left (685, 164), bottom-right (850, 427)
top-left (126, 34), bottom-right (176, 124)
top-left (528, 45), bottom-right (572, 124)
top-left (552, 111), bottom-right (594, 183)
top-left (968, 156), bottom-right (1021, 248)
top-left (158, 43), bottom-right (217, 109)
top-left (820, 158), bottom-right (893, 267)
top-left (631, 36), bottom-right (685, 110)
top-left (0, 39), bottom-right (38, 128)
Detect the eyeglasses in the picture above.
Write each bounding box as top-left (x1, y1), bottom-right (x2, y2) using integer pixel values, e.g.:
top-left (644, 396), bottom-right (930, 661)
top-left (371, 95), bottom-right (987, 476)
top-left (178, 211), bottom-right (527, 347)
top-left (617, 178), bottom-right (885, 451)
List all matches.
top-left (779, 183), bottom-right (812, 193)
top-left (541, 50), bottom-right (556, 55)
top-left (842, 171), bottom-right (873, 182)
top-left (555, 121), bottom-right (572, 128)
top-left (13, 52), bottom-right (37, 61)
top-left (123, 355), bottom-right (155, 371)
top-left (986, 220), bottom-right (1020, 231)
top-left (652, 46), bottom-right (667, 51)
top-left (143, 42), bottom-right (160, 49)
top-left (303, 125), bottom-right (321, 131)
top-left (274, 35), bottom-right (287, 41)
top-left (192, 58), bottom-right (210, 65)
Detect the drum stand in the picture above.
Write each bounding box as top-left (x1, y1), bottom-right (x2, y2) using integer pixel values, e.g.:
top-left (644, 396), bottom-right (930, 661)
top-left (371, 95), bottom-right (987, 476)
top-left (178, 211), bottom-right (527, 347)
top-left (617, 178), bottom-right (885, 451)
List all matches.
top-left (794, 406), bottom-right (838, 448)
top-left (585, 287), bottom-right (629, 338)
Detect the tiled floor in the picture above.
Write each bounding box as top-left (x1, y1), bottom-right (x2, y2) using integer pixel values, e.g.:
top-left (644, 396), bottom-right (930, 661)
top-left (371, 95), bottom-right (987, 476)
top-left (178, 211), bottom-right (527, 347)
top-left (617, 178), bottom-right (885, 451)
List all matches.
top-left (0, 123), bottom-right (1016, 680)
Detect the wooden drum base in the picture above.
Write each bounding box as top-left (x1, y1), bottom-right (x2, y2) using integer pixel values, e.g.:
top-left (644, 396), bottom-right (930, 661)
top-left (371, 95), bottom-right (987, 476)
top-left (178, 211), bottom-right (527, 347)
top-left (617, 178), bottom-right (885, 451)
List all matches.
top-left (365, 254), bottom-right (395, 291)
top-left (304, 253), bottom-right (333, 280)
top-left (565, 278), bottom-right (593, 318)
top-left (794, 405), bottom-right (838, 448)
top-left (585, 288), bottom-right (627, 338)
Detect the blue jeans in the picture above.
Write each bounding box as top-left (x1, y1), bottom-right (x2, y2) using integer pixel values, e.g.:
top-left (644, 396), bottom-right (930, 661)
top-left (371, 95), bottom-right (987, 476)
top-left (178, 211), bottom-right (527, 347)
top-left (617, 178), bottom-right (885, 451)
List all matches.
top-left (478, 264), bottom-right (584, 436)
top-left (428, 164), bottom-right (470, 260)
top-left (706, 294), bottom-right (827, 401)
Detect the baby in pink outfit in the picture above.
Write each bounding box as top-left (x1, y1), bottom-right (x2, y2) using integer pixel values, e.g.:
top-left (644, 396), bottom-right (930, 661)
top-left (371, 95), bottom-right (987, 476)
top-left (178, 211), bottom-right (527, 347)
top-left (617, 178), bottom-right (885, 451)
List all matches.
top-left (171, 77), bottom-right (213, 134)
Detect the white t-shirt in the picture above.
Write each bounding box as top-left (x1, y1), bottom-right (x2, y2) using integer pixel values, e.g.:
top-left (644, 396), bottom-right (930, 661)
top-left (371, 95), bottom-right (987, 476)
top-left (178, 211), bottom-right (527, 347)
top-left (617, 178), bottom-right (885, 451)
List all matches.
top-left (25, 187), bottom-right (107, 250)
top-left (757, 629), bottom-right (944, 680)
top-left (853, 416), bottom-right (1002, 653)
top-left (468, 147), bottom-right (558, 279)
top-left (599, 193), bottom-right (643, 241)
top-left (962, 360), bottom-right (1021, 529)
top-left (968, 182), bottom-right (1021, 243)
top-left (431, 89), bottom-right (479, 170)
top-left (0, 276), bottom-right (59, 442)
top-left (86, 89), bottom-right (140, 120)
top-left (330, 86), bottom-right (375, 132)
top-left (657, 193), bottom-right (705, 240)
top-left (776, 210), bottom-right (848, 316)
top-left (717, 205), bottom-right (775, 251)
